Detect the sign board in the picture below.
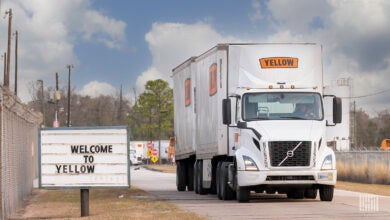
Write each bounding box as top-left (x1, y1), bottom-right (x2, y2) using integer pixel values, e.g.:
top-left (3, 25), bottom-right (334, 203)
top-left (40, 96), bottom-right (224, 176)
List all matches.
top-left (39, 126), bottom-right (130, 189)
top-left (152, 148), bottom-right (158, 156)
top-left (151, 156), bottom-right (158, 163)
top-left (147, 149), bottom-right (152, 157)
top-left (147, 141), bottom-right (153, 149)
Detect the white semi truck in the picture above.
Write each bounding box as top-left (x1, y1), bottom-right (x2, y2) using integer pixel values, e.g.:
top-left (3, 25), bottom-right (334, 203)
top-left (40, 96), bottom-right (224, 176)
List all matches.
top-left (172, 43), bottom-right (341, 202)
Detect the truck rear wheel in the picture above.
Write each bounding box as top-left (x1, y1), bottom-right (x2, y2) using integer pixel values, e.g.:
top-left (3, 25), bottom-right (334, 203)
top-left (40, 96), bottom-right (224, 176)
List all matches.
top-left (220, 162), bottom-right (235, 200)
top-left (216, 162), bottom-right (222, 200)
top-left (194, 161), bottom-right (199, 194)
top-left (197, 160), bottom-right (208, 195)
top-left (187, 161), bottom-right (194, 191)
top-left (319, 185), bottom-right (334, 201)
top-left (176, 161), bottom-right (186, 191)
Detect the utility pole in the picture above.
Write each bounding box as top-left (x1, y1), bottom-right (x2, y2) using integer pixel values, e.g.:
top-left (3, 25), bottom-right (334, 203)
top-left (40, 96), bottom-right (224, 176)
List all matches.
top-left (66, 64), bottom-right (73, 127)
top-left (5, 8), bottom-right (12, 88)
top-left (53, 72), bottom-right (60, 127)
top-left (118, 84), bottom-right (123, 121)
top-left (14, 31), bottom-right (18, 95)
top-left (3, 52), bottom-right (6, 85)
top-left (38, 80), bottom-right (45, 126)
top-left (353, 100), bottom-right (356, 149)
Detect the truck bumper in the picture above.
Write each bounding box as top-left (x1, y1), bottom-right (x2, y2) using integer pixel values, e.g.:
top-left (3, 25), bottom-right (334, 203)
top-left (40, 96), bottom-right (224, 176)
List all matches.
top-left (237, 169), bottom-right (337, 187)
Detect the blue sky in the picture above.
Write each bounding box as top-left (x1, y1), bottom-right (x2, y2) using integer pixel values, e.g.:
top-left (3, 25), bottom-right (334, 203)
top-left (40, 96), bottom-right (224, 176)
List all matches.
top-left (1, 0), bottom-right (390, 115)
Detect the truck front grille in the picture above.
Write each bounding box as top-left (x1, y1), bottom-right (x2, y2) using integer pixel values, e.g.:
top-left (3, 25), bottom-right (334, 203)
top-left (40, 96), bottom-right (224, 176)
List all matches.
top-left (269, 141), bottom-right (311, 167)
top-left (266, 175), bottom-right (315, 181)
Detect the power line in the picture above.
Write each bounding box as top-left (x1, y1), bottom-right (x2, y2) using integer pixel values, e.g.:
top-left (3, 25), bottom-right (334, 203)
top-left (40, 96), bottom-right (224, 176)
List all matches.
top-left (340, 88), bottom-right (390, 99)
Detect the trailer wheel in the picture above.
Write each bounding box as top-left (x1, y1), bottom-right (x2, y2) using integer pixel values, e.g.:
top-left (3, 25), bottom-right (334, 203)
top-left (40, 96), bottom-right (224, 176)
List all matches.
top-left (197, 160), bottom-right (208, 195)
top-left (216, 162), bottom-right (222, 200)
top-left (319, 185), bottom-right (334, 201)
top-left (187, 161), bottom-right (194, 191)
top-left (194, 161), bottom-right (199, 194)
top-left (236, 187), bottom-right (250, 203)
top-left (176, 161), bottom-right (186, 191)
top-left (304, 188), bottom-right (317, 199)
top-left (220, 162), bottom-right (235, 200)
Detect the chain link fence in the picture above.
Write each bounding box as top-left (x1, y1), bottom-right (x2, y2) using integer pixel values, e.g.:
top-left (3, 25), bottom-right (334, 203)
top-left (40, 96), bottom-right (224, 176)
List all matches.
top-left (336, 151), bottom-right (390, 184)
top-left (0, 87), bottom-right (42, 219)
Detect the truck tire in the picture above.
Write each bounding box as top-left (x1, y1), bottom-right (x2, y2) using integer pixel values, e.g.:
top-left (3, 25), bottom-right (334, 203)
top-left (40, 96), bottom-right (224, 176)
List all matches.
top-left (194, 161), bottom-right (199, 194)
top-left (220, 162), bottom-right (235, 200)
top-left (304, 188), bottom-right (317, 199)
top-left (187, 161), bottom-right (194, 191)
top-left (236, 187), bottom-right (250, 203)
top-left (176, 161), bottom-right (186, 191)
top-left (216, 162), bottom-right (222, 200)
top-left (319, 185), bottom-right (334, 201)
top-left (287, 190), bottom-right (304, 199)
top-left (197, 160), bottom-right (208, 195)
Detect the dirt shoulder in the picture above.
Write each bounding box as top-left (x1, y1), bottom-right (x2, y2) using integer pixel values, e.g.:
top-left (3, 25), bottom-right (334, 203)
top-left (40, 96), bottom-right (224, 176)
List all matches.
top-left (9, 187), bottom-right (204, 220)
top-left (145, 164), bottom-right (390, 196)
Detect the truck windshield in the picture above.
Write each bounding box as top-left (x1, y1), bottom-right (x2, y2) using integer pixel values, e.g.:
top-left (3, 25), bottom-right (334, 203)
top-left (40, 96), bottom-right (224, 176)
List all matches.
top-left (242, 92), bottom-right (323, 121)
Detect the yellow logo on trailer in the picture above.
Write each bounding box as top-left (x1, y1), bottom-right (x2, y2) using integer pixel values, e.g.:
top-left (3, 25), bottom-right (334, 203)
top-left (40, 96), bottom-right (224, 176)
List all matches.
top-left (259, 57), bottom-right (298, 69)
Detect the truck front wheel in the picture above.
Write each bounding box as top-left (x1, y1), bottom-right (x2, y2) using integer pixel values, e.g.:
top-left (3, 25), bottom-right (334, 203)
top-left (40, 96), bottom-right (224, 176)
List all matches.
top-left (319, 185), bottom-right (334, 201)
top-left (220, 162), bottom-right (235, 200)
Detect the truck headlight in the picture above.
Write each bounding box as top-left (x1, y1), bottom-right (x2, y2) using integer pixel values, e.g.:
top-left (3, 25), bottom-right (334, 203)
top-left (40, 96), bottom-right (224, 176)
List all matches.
top-left (243, 155), bottom-right (258, 171)
top-left (321, 154), bottom-right (333, 170)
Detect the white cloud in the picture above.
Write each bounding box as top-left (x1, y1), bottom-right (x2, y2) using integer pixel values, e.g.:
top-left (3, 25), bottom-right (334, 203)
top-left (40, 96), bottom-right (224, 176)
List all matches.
top-left (136, 22), bottom-right (238, 92)
top-left (79, 81), bottom-right (116, 98)
top-left (82, 10), bottom-right (126, 49)
top-left (259, 0), bottom-right (390, 116)
top-left (249, 0), bottom-right (264, 23)
top-left (0, 0), bottom-right (126, 102)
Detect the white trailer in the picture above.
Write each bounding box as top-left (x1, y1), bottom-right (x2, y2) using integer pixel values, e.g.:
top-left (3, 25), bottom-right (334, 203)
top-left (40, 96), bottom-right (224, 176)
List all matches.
top-left (173, 43), bottom-right (342, 202)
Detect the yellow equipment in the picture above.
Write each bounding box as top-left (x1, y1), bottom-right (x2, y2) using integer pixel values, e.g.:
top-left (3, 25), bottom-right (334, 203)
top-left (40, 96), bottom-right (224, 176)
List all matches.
top-left (380, 139), bottom-right (390, 150)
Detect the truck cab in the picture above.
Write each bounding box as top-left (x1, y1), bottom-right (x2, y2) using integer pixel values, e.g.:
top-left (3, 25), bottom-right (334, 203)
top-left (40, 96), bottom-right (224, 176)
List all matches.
top-left (223, 89), bottom-right (341, 201)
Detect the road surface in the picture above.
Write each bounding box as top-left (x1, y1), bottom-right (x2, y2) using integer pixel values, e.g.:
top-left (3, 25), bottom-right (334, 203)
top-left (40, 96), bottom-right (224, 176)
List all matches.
top-left (131, 166), bottom-right (390, 219)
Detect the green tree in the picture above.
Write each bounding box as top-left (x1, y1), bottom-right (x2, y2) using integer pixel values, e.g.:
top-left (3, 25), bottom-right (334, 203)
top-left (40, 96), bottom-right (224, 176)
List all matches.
top-left (130, 79), bottom-right (173, 140)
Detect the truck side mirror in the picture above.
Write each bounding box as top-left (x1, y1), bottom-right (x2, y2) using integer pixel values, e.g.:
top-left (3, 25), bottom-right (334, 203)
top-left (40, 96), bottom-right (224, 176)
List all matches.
top-left (222, 99), bottom-right (231, 125)
top-left (333, 97), bottom-right (342, 124)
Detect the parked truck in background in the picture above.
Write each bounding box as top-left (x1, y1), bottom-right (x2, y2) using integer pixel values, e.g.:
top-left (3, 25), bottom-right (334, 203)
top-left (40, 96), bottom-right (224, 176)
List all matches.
top-left (172, 43), bottom-right (342, 202)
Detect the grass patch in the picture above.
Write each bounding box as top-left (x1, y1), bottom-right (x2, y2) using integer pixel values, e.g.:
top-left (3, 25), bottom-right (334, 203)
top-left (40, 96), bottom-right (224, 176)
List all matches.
top-left (144, 164), bottom-right (176, 174)
top-left (337, 160), bottom-right (390, 184)
top-left (10, 187), bottom-right (204, 220)
top-left (336, 181), bottom-right (390, 196)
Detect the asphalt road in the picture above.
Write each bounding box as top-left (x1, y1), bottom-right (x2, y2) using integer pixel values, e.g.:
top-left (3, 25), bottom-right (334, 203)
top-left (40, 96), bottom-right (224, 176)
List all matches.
top-left (131, 166), bottom-right (390, 219)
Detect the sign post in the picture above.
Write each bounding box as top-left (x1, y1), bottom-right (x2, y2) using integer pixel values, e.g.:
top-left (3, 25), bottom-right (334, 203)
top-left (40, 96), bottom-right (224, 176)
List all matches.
top-left (39, 126), bottom-right (130, 217)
